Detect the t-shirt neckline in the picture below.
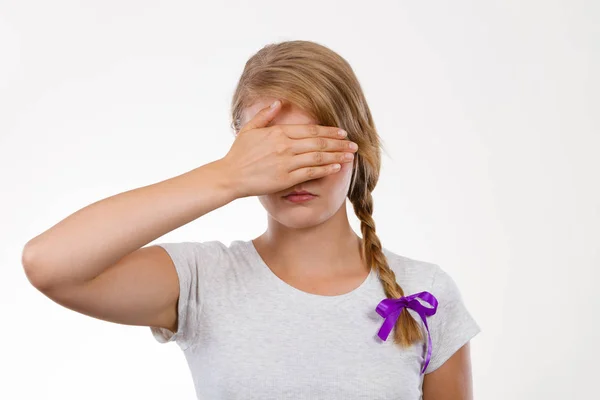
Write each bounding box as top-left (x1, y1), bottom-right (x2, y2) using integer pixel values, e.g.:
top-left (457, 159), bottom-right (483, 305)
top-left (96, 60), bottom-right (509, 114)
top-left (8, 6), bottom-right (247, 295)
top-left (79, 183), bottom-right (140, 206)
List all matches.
top-left (242, 239), bottom-right (376, 302)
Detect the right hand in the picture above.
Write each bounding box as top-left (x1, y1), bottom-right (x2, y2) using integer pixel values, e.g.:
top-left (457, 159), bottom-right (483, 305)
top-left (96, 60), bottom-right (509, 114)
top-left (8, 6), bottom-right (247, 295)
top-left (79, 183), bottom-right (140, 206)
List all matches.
top-left (220, 99), bottom-right (359, 199)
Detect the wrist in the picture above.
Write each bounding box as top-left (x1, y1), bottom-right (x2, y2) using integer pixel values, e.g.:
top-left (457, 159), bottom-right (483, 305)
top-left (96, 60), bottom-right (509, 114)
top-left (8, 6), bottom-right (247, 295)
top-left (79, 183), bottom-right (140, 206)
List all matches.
top-left (206, 158), bottom-right (241, 202)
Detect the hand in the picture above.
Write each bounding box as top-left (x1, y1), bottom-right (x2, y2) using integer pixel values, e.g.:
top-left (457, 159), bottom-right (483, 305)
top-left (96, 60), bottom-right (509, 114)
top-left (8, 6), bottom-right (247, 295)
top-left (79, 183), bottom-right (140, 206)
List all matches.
top-left (220, 100), bottom-right (358, 199)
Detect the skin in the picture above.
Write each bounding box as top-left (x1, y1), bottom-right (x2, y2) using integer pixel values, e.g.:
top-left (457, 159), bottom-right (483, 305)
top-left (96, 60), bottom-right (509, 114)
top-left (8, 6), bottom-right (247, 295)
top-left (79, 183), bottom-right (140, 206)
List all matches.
top-left (239, 96), bottom-right (370, 294)
top-left (241, 97), bottom-right (475, 400)
top-left (423, 342), bottom-right (474, 400)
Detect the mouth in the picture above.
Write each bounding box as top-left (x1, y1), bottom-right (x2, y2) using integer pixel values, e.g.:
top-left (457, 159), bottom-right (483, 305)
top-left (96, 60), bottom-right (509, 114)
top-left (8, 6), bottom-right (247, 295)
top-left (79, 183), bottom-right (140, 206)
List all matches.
top-left (282, 190), bottom-right (316, 197)
top-left (282, 190), bottom-right (318, 203)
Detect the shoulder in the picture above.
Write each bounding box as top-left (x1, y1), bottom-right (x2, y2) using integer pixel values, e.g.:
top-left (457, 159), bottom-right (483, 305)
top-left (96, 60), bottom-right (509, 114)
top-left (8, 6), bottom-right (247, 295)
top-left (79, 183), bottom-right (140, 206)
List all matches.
top-left (154, 239), bottom-right (268, 283)
top-left (381, 246), bottom-right (481, 374)
top-left (156, 239), bottom-right (230, 263)
top-left (381, 246), bottom-right (462, 305)
top-left (381, 246), bottom-right (439, 289)
top-left (154, 239), bottom-right (231, 278)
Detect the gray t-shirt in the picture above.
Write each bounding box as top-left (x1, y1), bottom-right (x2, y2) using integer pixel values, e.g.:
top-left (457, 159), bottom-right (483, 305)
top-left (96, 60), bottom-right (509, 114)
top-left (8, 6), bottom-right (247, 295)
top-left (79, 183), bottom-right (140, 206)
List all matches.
top-left (150, 239), bottom-right (481, 399)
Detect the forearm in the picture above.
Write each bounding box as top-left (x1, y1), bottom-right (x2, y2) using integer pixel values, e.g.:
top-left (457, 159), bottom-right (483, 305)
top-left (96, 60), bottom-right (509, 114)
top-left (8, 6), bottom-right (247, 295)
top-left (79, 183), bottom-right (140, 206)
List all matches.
top-left (22, 159), bottom-right (236, 288)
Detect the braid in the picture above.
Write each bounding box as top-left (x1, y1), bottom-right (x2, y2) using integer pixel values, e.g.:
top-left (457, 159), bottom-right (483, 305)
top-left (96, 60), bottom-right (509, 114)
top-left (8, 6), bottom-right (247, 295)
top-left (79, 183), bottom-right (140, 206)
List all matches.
top-left (349, 157), bottom-right (424, 348)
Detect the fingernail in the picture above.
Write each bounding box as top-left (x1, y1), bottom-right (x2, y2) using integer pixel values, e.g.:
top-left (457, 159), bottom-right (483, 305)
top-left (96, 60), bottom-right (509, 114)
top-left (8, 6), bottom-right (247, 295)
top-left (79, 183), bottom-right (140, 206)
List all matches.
top-left (270, 100), bottom-right (280, 109)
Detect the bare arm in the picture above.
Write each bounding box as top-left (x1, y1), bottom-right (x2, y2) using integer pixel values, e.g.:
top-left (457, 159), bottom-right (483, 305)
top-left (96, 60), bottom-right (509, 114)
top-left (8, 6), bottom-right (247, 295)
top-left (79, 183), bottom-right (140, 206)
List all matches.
top-left (20, 100), bottom-right (351, 333)
top-left (422, 342), bottom-right (474, 400)
top-left (23, 159), bottom-right (234, 288)
top-left (21, 159), bottom-right (236, 331)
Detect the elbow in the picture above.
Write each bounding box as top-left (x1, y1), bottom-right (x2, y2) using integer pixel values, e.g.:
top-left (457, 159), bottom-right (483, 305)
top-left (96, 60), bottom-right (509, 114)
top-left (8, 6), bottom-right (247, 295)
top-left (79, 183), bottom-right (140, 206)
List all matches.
top-left (22, 241), bottom-right (51, 290)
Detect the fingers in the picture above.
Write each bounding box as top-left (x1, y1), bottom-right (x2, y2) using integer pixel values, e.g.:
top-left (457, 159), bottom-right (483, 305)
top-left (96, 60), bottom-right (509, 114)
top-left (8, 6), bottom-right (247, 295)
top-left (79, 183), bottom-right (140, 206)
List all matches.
top-left (237, 102), bottom-right (359, 157)
top-left (276, 124), bottom-right (357, 155)
top-left (288, 163), bottom-right (343, 183)
top-left (287, 151), bottom-right (354, 171)
top-left (290, 136), bottom-right (358, 155)
top-left (279, 124), bottom-right (346, 140)
top-left (238, 100), bottom-right (282, 134)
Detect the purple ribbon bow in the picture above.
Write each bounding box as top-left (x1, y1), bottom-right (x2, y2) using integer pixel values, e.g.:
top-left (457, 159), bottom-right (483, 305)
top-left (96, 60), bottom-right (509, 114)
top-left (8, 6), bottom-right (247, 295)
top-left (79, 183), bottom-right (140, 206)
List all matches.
top-left (376, 291), bottom-right (438, 374)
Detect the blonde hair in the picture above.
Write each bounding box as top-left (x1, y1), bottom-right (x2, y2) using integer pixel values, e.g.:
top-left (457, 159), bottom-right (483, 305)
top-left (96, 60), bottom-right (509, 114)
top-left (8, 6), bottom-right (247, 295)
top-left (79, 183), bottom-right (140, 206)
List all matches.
top-left (230, 40), bottom-right (423, 348)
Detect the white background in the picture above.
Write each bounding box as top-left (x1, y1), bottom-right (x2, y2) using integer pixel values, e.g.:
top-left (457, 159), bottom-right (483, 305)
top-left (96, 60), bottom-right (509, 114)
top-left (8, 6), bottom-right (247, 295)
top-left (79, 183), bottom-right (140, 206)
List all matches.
top-left (1, 1), bottom-right (598, 399)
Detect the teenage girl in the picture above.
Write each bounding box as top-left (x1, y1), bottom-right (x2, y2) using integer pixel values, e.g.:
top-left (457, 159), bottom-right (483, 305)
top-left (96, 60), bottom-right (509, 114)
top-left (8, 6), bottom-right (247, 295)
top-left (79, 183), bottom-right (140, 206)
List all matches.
top-left (23, 40), bottom-right (480, 399)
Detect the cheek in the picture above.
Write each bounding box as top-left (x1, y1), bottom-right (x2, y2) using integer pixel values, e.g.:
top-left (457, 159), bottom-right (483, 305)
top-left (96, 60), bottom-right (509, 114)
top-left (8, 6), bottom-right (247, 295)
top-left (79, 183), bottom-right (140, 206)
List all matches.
top-left (324, 161), bottom-right (354, 190)
top-left (304, 163), bottom-right (353, 204)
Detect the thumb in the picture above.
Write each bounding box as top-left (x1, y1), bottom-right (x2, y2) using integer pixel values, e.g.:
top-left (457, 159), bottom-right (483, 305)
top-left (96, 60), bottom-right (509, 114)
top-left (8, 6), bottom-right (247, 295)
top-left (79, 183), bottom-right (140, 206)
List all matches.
top-left (238, 99), bottom-right (281, 135)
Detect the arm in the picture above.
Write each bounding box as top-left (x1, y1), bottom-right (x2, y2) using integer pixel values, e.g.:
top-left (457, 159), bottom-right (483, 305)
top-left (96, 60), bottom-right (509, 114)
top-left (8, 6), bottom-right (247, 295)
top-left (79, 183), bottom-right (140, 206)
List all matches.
top-left (21, 159), bottom-right (236, 331)
top-left (422, 342), bottom-right (474, 400)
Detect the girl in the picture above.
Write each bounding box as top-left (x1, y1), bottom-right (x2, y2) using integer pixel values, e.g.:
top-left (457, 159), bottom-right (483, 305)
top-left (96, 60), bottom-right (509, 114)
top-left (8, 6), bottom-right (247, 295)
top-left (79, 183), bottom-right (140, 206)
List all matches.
top-left (23, 40), bottom-right (480, 399)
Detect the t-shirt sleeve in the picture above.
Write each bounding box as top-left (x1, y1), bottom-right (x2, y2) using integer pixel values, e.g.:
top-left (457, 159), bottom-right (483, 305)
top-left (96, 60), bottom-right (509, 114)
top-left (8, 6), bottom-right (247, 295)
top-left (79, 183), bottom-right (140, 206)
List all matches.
top-left (422, 265), bottom-right (481, 374)
top-left (149, 240), bottom-right (221, 351)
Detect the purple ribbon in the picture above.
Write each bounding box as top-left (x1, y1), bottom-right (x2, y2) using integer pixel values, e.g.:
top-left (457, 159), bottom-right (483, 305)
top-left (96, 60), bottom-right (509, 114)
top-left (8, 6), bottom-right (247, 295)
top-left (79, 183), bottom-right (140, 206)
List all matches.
top-left (376, 291), bottom-right (438, 374)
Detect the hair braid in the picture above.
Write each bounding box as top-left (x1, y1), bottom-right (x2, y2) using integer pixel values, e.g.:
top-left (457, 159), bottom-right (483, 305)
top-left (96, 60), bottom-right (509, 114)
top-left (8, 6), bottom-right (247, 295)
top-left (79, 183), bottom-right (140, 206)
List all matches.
top-left (349, 155), bottom-right (424, 348)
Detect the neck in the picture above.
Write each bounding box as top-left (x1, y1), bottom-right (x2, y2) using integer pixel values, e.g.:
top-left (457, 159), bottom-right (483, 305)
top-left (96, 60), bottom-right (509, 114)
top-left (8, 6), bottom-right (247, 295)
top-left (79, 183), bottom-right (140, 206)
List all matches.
top-left (253, 203), bottom-right (366, 278)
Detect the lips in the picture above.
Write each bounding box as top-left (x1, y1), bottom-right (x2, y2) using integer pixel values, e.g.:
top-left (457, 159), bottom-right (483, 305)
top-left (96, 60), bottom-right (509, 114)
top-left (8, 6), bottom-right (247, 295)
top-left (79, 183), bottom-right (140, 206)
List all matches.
top-left (283, 190), bottom-right (316, 197)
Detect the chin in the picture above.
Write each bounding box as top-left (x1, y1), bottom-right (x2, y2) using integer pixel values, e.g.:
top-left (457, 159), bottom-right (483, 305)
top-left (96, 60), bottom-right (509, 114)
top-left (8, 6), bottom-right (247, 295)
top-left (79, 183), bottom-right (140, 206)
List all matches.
top-left (277, 212), bottom-right (333, 229)
top-left (260, 200), bottom-right (331, 228)
top-left (277, 217), bottom-right (324, 230)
